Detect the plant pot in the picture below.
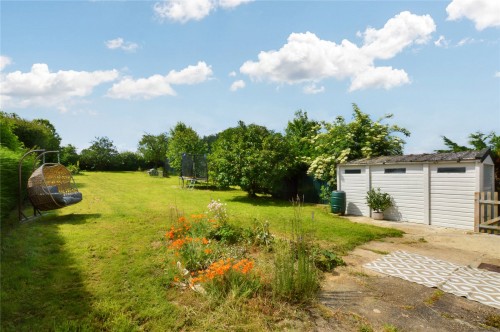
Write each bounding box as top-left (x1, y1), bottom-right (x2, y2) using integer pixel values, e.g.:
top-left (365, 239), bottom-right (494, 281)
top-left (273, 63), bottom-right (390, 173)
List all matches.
top-left (372, 211), bottom-right (384, 220)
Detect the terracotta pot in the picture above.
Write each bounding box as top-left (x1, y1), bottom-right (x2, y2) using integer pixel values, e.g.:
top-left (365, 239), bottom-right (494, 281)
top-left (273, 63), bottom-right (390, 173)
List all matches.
top-left (372, 211), bottom-right (384, 220)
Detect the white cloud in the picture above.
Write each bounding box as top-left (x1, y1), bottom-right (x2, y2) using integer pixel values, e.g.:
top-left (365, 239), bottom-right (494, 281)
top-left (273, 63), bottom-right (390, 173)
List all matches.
top-left (303, 83), bottom-right (325, 94)
top-left (456, 37), bottom-right (478, 46)
top-left (349, 66), bottom-right (409, 92)
top-left (107, 61), bottom-right (212, 99)
top-left (218, 0), bottom-right (252, 9)
top-left (240, 11), bottom-right (434, 92)
top-left (0, 63), bottom-right (119, 108)
top-left (360, 11), bottom-right (436, 60)
top-left (165, 61), bottom-right (213, 84)
top-left (446, 0), bottom-right (500, 30)
top-left (154, 0), bottom-right (252, 23)
top-left (230, 79), bottom-right (245, 91)
top-left (229, 71), bottom-right (237, 77)
top-left (105, 37), bottom-right (139, 52)
top-left (434, 35), bottom-right (450, 48)
top-left (0, 56), bottom-right (12, 71)
top-left (495, 72), bottom-right (500, 78)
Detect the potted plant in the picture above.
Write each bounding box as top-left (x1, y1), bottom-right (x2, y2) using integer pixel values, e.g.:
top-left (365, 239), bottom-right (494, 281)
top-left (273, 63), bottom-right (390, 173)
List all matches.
top-left (366, 188), bottom-right (392, 220)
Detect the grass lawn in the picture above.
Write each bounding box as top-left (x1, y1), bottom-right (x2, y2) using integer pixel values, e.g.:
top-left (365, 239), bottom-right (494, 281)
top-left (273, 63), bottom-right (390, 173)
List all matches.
top-left (1, 172), bottom-right (402, 331)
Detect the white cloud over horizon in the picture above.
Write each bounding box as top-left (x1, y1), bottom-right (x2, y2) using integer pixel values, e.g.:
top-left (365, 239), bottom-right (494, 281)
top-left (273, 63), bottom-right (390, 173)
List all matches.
top-left (446, 0), bottom-right (500, 30)
top-left (107, 61), bottom-right (213, 99)
top-left (240, 11), bottom-right (435, 92)
top-left (105, 37), bottom-right (139, 52)
top-left (154, 0), bottom-right (252, 23)
top-left (230, 79), bottom-right (245, 91)
top-left (0, 63), bottom-right (119, 108)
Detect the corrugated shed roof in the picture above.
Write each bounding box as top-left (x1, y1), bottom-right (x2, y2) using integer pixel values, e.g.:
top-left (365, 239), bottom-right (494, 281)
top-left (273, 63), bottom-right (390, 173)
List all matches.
top-left (342, 148), bottom-right (491, 165)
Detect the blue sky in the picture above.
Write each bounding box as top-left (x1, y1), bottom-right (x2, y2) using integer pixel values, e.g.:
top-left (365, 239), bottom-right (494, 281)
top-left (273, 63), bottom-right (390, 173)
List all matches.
top-left (1, 0), bottom-right (499, 154)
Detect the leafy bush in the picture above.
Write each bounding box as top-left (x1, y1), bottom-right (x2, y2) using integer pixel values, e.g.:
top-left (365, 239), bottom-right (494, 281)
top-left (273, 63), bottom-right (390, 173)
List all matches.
top-left (366, 188), bottom-right (392, 212)
top-left (0, 147), bottom-right (33, 221)
top-left (249, 219), bottom-right (274, 248)
top-left (66, 163), bottom-right (81, 175)
top-left (313, 247), bottom-right (345, 272)
top-left (209, 223), bottom-right (243, 245)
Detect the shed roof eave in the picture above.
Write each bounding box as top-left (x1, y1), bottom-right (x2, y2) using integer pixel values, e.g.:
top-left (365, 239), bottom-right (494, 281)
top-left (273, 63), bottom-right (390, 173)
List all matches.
top-left (339, 148), bottom-right (491, 166)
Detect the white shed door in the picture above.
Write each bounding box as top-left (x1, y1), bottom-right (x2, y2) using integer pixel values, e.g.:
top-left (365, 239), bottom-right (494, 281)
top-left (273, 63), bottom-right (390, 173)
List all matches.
top-left (339, 166), bottom-right (369, 216)
top-left (371, 164), bottom-right (425, 223)
top-left (430, 163), bottom-right (476, 230)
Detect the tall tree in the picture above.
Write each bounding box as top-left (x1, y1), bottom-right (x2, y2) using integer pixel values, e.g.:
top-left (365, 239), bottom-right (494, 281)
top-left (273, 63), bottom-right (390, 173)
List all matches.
top-left (306, 104), bottom-right (410, 186)
top-left (209, 121), bottom-right (293, 196)
top-left (79, 137), bottom-right (119, 171)
top-left (60, 144), bottom-right (79, 165)
top-left (0, 112), bottom-right (61, 152)
top-left (166, 122), bottom-right (206, 172)
top-left (138, 133), bottom-right (169, 167)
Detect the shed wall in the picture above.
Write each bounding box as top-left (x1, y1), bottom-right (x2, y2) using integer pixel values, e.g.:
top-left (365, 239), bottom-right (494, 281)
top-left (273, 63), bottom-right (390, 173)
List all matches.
top-left (371, 164), bottom-right (425, 223)
top-left (338, 166), bottom-right (369, 216)
top-left (339, 159), bottom-right (485, 230)
top-left (429, 163), bottom-right (476, 229)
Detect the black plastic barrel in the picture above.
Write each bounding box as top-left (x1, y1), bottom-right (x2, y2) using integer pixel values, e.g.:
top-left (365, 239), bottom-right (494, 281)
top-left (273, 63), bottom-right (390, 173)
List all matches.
top-left (330, 190), bottom-right (346, 215)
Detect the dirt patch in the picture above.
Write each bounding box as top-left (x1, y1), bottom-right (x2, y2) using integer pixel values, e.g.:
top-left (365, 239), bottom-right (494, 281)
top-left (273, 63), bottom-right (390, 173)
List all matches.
top-left (314, 217), bottom-right (500, 331)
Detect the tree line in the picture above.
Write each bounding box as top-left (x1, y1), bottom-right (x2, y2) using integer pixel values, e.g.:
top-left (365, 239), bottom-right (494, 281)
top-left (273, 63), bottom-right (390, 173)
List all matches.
top-left (1, 106), bottom-right (498, 199)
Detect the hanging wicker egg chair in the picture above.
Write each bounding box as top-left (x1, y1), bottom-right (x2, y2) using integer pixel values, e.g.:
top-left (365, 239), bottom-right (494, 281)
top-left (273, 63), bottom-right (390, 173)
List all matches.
top-left (27, 163), bottom-right (82, 211)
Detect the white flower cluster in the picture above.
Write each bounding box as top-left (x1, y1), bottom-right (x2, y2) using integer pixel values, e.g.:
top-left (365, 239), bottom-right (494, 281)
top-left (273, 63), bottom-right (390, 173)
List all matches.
top-left (207, 199), bottom-right (228, 224)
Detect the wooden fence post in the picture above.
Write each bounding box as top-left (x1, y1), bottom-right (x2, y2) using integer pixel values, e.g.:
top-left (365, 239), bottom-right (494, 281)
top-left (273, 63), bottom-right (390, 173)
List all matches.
top-left (474, 192), bottom-right (479, 232)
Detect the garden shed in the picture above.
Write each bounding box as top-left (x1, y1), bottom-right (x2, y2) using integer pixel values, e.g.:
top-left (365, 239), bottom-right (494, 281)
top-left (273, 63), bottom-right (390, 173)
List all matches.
top-left (337, 149), bottom-right (495, 230)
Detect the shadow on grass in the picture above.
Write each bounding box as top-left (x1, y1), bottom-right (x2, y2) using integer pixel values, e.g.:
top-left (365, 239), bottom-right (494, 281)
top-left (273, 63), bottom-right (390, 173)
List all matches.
top-left (42, 213), bottom-right (101, 225)
top-left (1, 213), bottom-right (99, 331)
top-left (228, 194), bottom-right (293, 207)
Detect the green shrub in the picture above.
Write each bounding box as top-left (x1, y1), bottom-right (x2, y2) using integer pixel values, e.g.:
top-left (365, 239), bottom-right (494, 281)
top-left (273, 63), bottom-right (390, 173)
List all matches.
top-left (366, 188), bottom-right (392, 212)
top-left (313, 247), bottom-right (345, 272)
top-left (0, 147), bottom-right (33, 221)
top-left (209, 223), bottom-right (244, 244)
top-left (66, 163), bottom-right (81, 175)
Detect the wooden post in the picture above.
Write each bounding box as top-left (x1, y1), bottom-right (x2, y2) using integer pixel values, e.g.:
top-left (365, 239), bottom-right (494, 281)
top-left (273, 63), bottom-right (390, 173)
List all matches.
top-left (491, 192), bottom-right (500, 234)
top-left (474, 192), bottom-right (480, 232)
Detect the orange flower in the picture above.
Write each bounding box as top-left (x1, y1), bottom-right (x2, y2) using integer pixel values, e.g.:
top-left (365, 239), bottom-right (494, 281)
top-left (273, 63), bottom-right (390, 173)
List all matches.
top-left (202, 238), bottom-right (209, 245)
top-left (204, 248), bottom-right (212, 254)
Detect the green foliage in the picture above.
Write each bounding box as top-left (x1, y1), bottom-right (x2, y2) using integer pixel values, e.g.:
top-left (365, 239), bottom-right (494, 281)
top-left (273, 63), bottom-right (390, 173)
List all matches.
top-left (319, 185), bottom-right (332, 204)
top-left (285, 110), bottom-right (321, 165)
top-left (60, 144), bottom-right (79, 166)
top-left (272, 200), bottom-right (319, 303)
top-left (79, 136), bottom-right (119, 171)
top-left (0, 112), bottom-right (61, 154)
top-left (366, 188), bottom-right (393, 212)
top-left (437, 131), bottom-right (500, 191)
top-left (167, 122), bottom-right (206, 173)
top-left (0, 118), bottom-right (23, 151)
top-left (0, 147), bottom-right (32, 221)
top-left (306, 104), bottom-right (410, 186)
top-left (249, 220), bottom-right (274, 248)
top-left (312, 247), bottom-right (345, 272)
top-left (209, 121), bottom-right (294, 196)
top-left (116, 151), bottom-right (146, 171)
top-left (209, 223), bottom-right (244, 245)
top-left (138, 133), bottom-right (169, 168)
top-left (66, 163), bottom-right (81, 175)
